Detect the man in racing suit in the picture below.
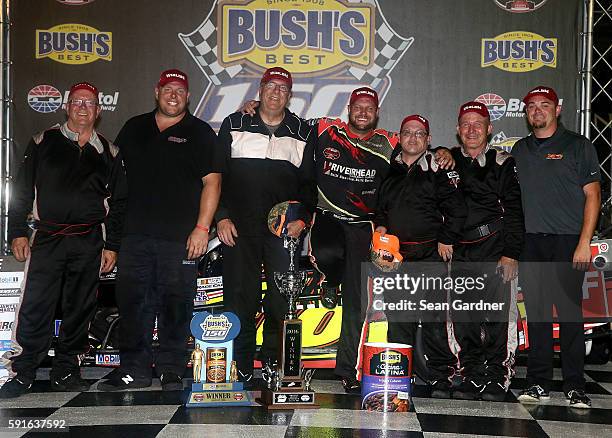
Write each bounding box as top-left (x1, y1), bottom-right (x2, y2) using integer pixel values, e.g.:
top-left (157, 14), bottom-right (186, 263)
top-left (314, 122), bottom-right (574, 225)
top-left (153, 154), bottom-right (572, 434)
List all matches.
top-left (450, 101), bottom-right (524, 401)
top-left (215, 67), bottom-right (317, 387)
top-left (374, 115), bottom-right (466, 398)
top-left (1, 82), bottom-right (126, 398)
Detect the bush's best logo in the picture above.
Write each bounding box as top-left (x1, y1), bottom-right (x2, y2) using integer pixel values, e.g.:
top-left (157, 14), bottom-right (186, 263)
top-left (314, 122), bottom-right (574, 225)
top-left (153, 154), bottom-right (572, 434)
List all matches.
top-left (219, 0), bottom-right (372, 73)
top-left (200, 314), bottom-right (232, 341)
top-left (481, 31), bottom-right (556, 72)
top-left (494, 0), bottom-right (547, 13)
top-left (36, 23), bottom-right (112, 65)
top-left (180, 0), bottom-right (412, 129)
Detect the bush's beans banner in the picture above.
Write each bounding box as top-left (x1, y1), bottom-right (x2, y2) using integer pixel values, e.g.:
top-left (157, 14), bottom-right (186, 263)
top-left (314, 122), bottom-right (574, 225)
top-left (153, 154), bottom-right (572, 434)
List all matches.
top-left (12, 0), bottom-right (581, 175)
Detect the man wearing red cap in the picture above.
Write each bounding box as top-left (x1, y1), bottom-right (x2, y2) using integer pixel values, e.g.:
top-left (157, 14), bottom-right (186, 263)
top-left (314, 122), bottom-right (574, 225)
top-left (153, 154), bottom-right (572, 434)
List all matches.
top-left (449, 101), bottom-right (524, 401)
top-left (215, 67), bottom-right (316, 387)
top-left (513, 86), bottom-right (600, 408)
top-left (374, 115), bottom-right (467, 398)
top-left (99, 69), bottom-right (224, 391)
top-left (1, 82), bottom-right (127, 398)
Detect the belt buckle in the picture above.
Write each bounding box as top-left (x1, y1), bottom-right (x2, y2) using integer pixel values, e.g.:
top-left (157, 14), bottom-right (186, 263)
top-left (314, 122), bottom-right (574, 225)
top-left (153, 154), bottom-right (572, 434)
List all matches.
top-left (477, 224), bottom-right (490, 237)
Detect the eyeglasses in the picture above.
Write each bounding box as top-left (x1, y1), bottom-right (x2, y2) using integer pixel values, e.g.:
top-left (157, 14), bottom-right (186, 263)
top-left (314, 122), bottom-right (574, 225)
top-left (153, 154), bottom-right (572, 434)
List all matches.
top-left (263, 82), bottom-right (290, 93)
top-left (69, 99), bottom-right (98, 108)
top-left (400, 130), bottom-right (428, 139)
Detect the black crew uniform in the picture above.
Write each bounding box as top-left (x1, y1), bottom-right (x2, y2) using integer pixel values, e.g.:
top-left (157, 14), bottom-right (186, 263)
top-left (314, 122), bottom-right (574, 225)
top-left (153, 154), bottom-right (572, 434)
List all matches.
top-left (7, 123), bottom-right (126, 382)
top-left (513, 124), bottom-right (600, 393)
top-left (114, 110), bottom-right (224, 379)
top-left (309, 118), bottom-right (397, 380)
top-left (451, 145), bottom-right (524, 389)
top-left (215, 109), bottom-right (317, 379)
top-left (375, 149), bottom-right (466, 383)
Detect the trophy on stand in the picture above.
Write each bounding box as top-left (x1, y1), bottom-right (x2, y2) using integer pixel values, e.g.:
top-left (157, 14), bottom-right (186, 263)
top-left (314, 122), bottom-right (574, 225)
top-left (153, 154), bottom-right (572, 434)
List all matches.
top-left (258, 234), bottom-right (318, 409)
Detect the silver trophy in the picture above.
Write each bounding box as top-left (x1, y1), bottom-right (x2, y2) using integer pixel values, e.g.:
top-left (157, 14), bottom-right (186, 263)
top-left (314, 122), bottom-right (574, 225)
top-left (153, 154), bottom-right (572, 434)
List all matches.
top-left (274, 236), bottom-right (307, 320)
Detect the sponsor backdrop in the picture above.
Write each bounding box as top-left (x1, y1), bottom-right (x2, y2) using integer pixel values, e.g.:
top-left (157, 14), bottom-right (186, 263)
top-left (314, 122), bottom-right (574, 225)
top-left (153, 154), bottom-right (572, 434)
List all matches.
top-left (12, 0), bottom-right (580, 175)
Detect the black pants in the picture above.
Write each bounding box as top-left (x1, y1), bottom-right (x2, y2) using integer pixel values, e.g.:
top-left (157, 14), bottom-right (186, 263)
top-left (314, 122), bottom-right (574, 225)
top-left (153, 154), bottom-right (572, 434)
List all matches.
top-left (115, 235), bottom-right (198, 378)
top-left (452, 233), bottom-right (517, 387)
top-left (386, 257), bottom-right (457, 383)
top-left (309, 211), bottom-right (372, 379)
top-left (11, 229), bottom-right (103, 380)
top-left (223, 233), bottom-right (297, 376)
top-left (520, 233), bottom-right (586, 392)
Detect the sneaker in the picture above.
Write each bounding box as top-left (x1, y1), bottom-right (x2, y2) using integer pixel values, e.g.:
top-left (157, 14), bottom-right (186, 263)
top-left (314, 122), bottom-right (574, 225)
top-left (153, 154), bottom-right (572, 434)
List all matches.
top-left (50, 371), bottom-right (90, 392)
top-left (160, 372), bottom-right (183, 391)
top-left (341, 376), bottom-right (361, 394)
top-left (453, 379), bottom-right (484, 400)
top-left (517, 384), bottom-right (550, 403)
top-left (430, 380), bottom-right (451, 399)
top-left (565, 389), bottom-right (591, 409)
top-left (0, 376), bottom-right (32, 399)
top-left (481, 382), bottom-right (507, 402)
top-left (320, 286), bottom-right (338, 309)
top-left (97, 373), bottom-right (151, 391)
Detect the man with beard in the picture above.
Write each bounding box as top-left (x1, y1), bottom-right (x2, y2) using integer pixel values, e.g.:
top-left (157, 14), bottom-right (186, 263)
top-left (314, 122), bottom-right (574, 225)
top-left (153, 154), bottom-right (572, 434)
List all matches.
top-left (99, 69), bottom-right (224, 391)
top-left (1, 82), bottom-right (126, 398)
top-left (374, 115), bottom-right (466, 398)
top-left (215, 67), bottom-right (317, 387)
top-left (450, 101), bottom-right (524, 401)
top-left (514, 86), bottom-right (600, 409)
top-left (241, 87), bottom-right (453, 392)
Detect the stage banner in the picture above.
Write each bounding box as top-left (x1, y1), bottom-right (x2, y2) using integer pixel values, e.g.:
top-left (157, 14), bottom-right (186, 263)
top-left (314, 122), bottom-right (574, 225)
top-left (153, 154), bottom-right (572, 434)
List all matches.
top-left (12, 0), bottom-right (580, 174)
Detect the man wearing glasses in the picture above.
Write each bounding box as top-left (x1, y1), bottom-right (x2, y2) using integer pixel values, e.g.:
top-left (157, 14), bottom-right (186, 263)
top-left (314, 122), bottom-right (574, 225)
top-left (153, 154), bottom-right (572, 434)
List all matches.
top-left (215, 67), bottom-right (317, 388)
top-left (1, 82), bottom-right (126, 398)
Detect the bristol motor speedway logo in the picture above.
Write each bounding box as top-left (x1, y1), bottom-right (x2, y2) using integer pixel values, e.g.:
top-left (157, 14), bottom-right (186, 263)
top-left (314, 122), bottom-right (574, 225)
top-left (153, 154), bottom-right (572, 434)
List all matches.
top-left (179, 0), bottom-right (413, 130)
top-left (482, 31), bottom-right (556, 72)
top-left (28, 84), bottom-right (119, 113)
top-left (493, 0), bottom-right (548, 13)
top-left (474, 92), bottom-right (563, 121)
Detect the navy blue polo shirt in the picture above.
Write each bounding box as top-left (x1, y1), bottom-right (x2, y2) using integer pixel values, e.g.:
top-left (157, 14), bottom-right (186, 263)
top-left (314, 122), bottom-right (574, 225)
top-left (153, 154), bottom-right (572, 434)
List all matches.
top-left (512, 125), bottom-right (600, 235)
top-left (115, 110), bottom-right (224, 242)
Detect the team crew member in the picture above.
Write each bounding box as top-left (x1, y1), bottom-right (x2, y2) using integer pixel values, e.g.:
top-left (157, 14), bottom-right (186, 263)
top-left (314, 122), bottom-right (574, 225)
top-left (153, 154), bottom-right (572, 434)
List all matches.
top-left (99, 69), bottom-right (223, 391)
top-left (215, 67), bottom-right (317, 387)
top-left (450, 101), bottom-right (524, 401)
top-left (514, 86), bottom-right (600, 409)
top-left (374, 115), bottom-right (466, 398)
top-left (1, 82), bottom-right (126, 398)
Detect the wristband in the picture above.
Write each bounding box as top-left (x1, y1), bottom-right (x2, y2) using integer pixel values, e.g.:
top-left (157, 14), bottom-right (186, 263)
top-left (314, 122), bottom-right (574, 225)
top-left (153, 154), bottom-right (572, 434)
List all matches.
top-left (195, 224), bottom-right (209, 232)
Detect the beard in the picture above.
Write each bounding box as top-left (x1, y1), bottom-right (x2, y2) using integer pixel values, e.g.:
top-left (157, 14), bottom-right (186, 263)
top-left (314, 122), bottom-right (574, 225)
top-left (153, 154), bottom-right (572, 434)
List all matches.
top-left (348, 116), bottom-right (379, 134)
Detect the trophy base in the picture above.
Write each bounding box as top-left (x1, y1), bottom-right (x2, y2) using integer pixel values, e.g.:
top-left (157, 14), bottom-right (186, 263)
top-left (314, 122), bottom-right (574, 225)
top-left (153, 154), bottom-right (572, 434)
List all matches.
top-left (186, 382), bottom-right (253, 408)
top-left (257, 388), bottom-right (319, 410)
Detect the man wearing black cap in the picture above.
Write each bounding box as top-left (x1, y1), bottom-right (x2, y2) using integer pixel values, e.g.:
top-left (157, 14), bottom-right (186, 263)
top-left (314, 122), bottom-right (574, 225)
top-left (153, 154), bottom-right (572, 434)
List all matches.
top-left (215, 67), bottom-right (317, 387)
top-left (99, 69), bottom-right (224, 391)
top-left (450, 101), bottom-right (524, 401)
top-left (514, 86), bottom-right (600, 409)
top-left (374, 114), bottom-right (466, 398)
top-left (1, 82), bottom-right (126, 398)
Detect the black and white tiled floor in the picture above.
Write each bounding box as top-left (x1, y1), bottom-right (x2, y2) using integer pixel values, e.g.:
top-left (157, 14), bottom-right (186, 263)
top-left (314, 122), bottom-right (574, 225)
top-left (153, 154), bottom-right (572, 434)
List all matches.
top-left (0, 359), bottom-right (610, 437)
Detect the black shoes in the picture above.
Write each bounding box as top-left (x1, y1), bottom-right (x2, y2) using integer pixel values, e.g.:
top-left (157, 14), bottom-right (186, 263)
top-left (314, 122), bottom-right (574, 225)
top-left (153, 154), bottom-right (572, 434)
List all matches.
top-left (98, 373), bottom-right (152, 391)
top-left (0, 376), bottom-right (32, 399)
top-left (517, 384), bottom-right (550, 403)
top-left (320, 286), bottom-right (339, 309)
top-left (453, 379), bottom-right (485, 400)
top-left (50, 371), bottom-right (90, 392)
top-left (430, 380), bottom-right (452, 399)
top-left (565, 389), bottom-right (592, 409)
top-left (341, 376), bottom-right (361, 394)
top-left (481, 382), bottom-right (507, 402)
top-left (160, 372), bottom-right (183, 391)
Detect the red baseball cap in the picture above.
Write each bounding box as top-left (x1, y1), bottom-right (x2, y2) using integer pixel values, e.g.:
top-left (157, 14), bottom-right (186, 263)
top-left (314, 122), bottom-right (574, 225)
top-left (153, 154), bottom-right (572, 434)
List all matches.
top-left (458, 101), bottom-right (490, 121)
top-left (400, 114), bottom-right (430, 133)
top-left (158, 69), bottom-right (189, 90)
top-left (68, 82), bottom-right (98, 99)
top-left (523, 85), bottom-right (559, 106)
top-left (349, 87), bottom-right (379, 107)
top-left (261, 67), bottom-right (292, 89)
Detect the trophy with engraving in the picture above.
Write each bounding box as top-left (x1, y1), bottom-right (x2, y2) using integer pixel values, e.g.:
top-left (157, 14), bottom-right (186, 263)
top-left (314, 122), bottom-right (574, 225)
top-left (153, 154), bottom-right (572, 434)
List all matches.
top-left (258, 202), bottom-right (318, 409)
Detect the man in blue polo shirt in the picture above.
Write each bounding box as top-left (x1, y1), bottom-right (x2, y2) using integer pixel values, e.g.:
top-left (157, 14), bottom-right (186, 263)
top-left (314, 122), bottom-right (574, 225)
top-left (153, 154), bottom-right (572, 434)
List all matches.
top-left (513, 86), bottom-right (601, 409)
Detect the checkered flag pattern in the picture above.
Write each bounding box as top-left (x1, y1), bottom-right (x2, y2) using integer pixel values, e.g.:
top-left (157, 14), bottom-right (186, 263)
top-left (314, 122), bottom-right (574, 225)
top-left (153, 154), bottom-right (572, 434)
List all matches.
top-left (179, 9), bottom-right (242, 86)
top-left (491, 131), bottom-right (509, 144)
top-left (348, 7), bottom-right (413, 88)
